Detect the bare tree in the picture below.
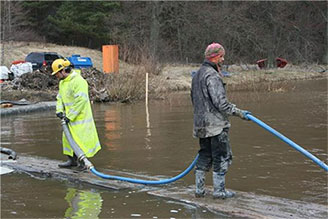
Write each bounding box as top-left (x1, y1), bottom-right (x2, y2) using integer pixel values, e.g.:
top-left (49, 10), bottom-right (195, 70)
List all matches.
top-left (9, 1), bottom-right (326, 65)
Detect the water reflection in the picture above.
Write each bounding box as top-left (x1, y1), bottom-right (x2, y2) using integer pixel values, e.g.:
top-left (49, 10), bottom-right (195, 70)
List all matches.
top-left (102, 102), bottom-right (154, 153)
top-left (145, 96), bottom-right (152, 150)
top-left (64, 188), bottom-right (103, 219)
top-left (1, 79), bottom-right (326, 218)
top-left (104, 109), bottom-right (121, 151)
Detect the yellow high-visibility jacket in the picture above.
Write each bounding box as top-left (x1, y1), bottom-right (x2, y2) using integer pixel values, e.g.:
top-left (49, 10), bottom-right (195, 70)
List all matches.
top-left (56, 69), bottom-right (101, 158)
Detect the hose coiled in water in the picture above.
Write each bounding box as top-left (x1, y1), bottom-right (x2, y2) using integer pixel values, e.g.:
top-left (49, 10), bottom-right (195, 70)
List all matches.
top-left (61, 118), bottom-right (198, 184)
top-left (89, 154), bottom-right (198, 185)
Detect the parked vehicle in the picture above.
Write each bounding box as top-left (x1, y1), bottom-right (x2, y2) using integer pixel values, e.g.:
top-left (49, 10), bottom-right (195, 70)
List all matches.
top-left (25, 52), bottom-right (64, 72)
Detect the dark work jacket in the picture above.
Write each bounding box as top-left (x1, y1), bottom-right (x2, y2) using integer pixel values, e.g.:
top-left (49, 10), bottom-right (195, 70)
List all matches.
top-left (191, 60), bottom-right (238, 138)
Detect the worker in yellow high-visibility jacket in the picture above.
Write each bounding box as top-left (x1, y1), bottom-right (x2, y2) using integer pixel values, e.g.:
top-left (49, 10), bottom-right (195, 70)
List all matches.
top-left (51, 59), bottom-right (101, 169)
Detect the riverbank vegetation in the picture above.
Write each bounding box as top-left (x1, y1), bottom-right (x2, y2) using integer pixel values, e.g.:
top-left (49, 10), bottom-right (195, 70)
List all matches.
top-left (225, 65), bottom-right (327, 92)
top-left (1, 40), bottom-right (327, 103)
top-left (1, 56), bottom-right (326, 103)
top-left (1, 1), bottom-right (327, 65)
top-left (1, 0), bottom-right (327, 103)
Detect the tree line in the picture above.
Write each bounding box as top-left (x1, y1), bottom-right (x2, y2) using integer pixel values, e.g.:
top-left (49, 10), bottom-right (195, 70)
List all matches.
top-left (1, 1), bottom-right (327, 65)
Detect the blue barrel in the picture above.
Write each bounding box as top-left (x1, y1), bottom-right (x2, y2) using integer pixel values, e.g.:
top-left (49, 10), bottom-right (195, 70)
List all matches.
top-left (66, 54), bottom-right (93, 69)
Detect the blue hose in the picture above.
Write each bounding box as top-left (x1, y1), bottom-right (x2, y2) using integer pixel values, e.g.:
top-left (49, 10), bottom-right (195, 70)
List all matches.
top-left (245, 114), bottom-right (328, 172)
top-left (62, 119), bottom-right (198, 185)
top-left (90, 154), bottom-right (199, 185)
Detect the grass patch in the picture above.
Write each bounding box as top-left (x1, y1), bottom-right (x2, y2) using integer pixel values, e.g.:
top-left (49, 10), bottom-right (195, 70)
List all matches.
top-left (225, 68), bottom-right (326, 92)
top-left (104, 67), bottom-right (168, 103)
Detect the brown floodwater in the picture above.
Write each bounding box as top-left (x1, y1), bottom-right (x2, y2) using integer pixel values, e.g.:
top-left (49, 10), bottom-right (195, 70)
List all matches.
top-left (1, 78), bottom-right (327, 218)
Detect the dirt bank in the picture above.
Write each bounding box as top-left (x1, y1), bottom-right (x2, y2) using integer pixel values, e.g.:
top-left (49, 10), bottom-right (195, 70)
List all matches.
top-left (1, 68), bottom-right (111, 102)
top-left (1, 41), bottom-right (327, 103)
top-left (2, 66), bottom-right (326, 104)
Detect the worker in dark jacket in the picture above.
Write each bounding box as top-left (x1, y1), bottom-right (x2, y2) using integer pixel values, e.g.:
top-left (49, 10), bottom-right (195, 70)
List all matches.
top-left (191, 43), bottom-right (250, 199)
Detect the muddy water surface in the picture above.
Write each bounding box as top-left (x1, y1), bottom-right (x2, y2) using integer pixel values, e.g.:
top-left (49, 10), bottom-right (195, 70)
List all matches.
top-left (1, 78), bottom-right (327, 218)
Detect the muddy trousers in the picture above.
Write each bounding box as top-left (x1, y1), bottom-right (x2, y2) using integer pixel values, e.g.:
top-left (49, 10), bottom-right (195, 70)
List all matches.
top-left (195, 129), bottom-right (233, 198)
top-left (195, 129), bottom-right (232, 173)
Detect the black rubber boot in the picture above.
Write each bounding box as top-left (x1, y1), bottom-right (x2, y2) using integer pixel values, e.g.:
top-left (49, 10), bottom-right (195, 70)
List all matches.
top-left (58, 155), bottom-right (78, 168)
top-left (195, 170), bottom-right (206, 198)
top-left (213, 172), bottom-right (235, 199)
top-left (76, 159), bottom-right (87, 171)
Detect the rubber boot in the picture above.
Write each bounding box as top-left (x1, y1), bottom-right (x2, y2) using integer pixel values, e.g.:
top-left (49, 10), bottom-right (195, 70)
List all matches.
top-left (195, 170), bottom-right (206, 198)
top-left (213, 172), bottom-right (235, 199)
top-left (76, 159), bottom-right (87, 171)
top-left (58, 155), bottom-right (78, 168)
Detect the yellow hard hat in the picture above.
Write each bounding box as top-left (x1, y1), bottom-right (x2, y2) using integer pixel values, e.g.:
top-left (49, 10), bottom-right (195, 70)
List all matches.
top-left (51, 59), bottom-right (71, 75)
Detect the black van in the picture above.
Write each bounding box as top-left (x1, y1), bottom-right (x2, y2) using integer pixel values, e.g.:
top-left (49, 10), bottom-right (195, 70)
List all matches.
top-left (25, 52), bottom-right (64, 72)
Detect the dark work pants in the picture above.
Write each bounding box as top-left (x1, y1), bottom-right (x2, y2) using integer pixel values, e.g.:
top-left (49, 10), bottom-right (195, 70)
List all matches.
top-left (195, 129), bottom-right (232, 173)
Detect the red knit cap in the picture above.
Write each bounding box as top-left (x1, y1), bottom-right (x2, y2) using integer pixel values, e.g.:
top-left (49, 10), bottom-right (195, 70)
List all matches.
top-left (204, 43), bottom-right (225, 59)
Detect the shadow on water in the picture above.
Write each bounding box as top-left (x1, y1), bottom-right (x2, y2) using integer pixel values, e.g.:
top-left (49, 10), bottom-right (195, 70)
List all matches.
top-left (1, 79), bottom-right (327, 218)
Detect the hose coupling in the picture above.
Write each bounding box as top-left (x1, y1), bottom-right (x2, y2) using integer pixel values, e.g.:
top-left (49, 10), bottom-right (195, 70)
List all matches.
top-left (82, 158), bottom-right (94, 170)
top-left (77, 154), bottom-right (86, 162)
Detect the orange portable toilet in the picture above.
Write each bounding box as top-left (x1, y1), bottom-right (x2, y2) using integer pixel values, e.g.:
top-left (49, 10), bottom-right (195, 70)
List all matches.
top-left (102, 45), bottom-right (119, 73)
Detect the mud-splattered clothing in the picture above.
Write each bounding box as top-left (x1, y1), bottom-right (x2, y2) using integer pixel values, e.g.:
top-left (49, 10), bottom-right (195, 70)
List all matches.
top-left (196, 129), bottom-right (232, 172)
top-left (191, 60), bottom-right (237, 172)
top-left (191, 60), bottom-right (239, 138)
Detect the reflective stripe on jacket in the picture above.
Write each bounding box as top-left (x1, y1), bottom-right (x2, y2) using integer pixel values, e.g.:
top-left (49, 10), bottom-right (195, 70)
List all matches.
top-left (56, 69), bottom-right (101, 158)
top-left (191, 60), bottom-right (238, 138)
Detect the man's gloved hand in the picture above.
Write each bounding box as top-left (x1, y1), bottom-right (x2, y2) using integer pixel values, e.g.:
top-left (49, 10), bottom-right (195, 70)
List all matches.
top-left (63, 116), bottom-right (70, 124)
top-left (234, 108), bottom-right (251, 120)
top-left (56, 112), bottom-right (64, 119)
